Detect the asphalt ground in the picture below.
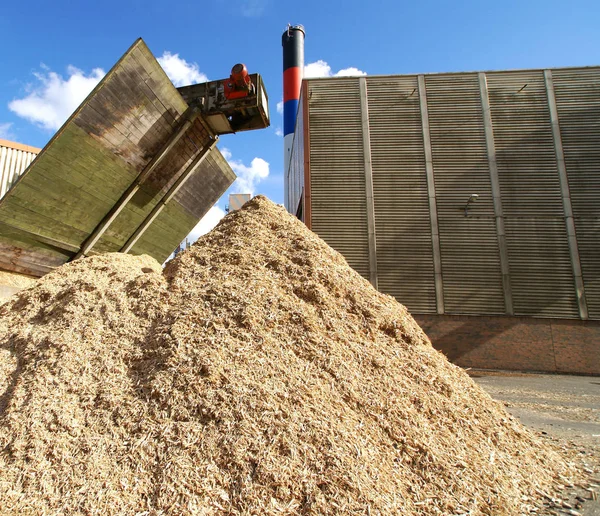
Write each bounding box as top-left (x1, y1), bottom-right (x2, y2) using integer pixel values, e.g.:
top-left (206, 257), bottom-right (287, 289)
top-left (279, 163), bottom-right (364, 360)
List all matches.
top-left (472, 371), bottom-right (600, 515)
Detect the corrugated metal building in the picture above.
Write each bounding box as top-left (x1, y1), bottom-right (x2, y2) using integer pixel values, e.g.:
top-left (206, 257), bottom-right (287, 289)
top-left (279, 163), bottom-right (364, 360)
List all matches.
top-left (0, 139), bottom-right (40, 199)
top-left (286, 66), bottom-right (600, 375)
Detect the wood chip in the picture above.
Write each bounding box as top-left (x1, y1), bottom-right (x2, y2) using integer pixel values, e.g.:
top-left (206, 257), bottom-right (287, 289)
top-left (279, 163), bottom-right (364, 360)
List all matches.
top-left (0, 196), bottom-right (588, 514)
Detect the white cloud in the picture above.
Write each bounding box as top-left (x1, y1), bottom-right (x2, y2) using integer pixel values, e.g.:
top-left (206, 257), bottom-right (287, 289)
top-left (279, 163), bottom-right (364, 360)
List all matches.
top-left (233, 158), bottom-right (270, 194)
top-left (221, 147), bottom-right (269, 195)
top-left (275, 127), bottom-right (283, 137)
top-left (276, 100), bottom-right (284, 115)
top-left (0, 123), bottom-right (13, 140)
top-left (186, 205), bottom-right (226, 243)
top-left (304, 60), bottom-right (333, 79)
top-left (335, 67), bottom-right (367, 77)
top-left (9, 65), bottom-right (105, 131)
top-left (304, 60), bottom-right (366, 79)
top-left (157, 52), bottom-right (207, 87)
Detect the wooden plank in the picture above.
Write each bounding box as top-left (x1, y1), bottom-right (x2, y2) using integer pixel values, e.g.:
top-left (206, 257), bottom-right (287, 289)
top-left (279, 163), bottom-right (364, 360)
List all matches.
top-left (130, 45), bottom-right (187, 116)
top-left (76, 42), bottom-right (165, 149)
top-left (132, 203), bottom-right (198, 258)
top-left (95, 70), bottom-right (166, 147)
top-left (12, 164), bottom-right (120, 231)
top-left (81, 103), bottom-right (148, 171)
top-left (16, 172), bottom-right (113, 223)
top-left (144, 134), bottom-right (195, 192)
top-left (119, 56), bottom-right (181, 132)
top-left (0, 235), bottom-right (68, 276)
top-left (0, 259), bottom-right (52, 277)
top-left (0, 221), bottom-right (79, 253)
top-left (73, 63), bottom-right (172, 170)
top-left (136, 156), bottom-right (234, 257)
top-left (74, 104), bottom-right (131, 153)
top-left (0, 199), bottom-right (89, 245)
top-left (118, 55), bottom-right (180, 126)
top-left (3, 191), bottom-right (98, 234)
top-left (174, 149), bottom-right (236, 219)
top-left (86, 85), bottom-right (149, 146)
top-left (37, 155), bottom-right (131, 204)
top-left (47, 123), bottom-right (138, 187)
top-left (122, 139), bottom-right (216, 253)
top-left (106, 148), bottom-right (233, 259)
top-left (0, 228), bottom-right (73, 257)
top-left (146, 144), bottom-right (197, 193)
top-left (74, 108), bottom-right (198, 258)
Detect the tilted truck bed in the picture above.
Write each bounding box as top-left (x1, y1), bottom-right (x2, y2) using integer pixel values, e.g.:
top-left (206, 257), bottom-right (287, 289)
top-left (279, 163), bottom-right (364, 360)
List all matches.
top-left (0, 38), bottom-right (236, 277)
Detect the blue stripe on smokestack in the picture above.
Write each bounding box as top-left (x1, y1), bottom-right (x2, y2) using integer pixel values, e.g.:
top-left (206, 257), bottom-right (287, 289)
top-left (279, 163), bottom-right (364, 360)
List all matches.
top-left (283, 99), bottom-right (299, 135)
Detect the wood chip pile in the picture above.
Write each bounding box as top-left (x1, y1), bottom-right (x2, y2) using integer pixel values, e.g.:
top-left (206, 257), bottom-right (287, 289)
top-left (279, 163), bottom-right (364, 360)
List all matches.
top-left (0, 270), bottom-right (37, 305)
top-left (0, 196), bottom-right (581, 514)
top-left (0, 270), bottom-right (37, 290)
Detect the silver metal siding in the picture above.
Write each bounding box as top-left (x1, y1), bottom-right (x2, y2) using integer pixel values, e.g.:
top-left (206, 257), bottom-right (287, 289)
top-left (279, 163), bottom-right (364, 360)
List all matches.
top-left (295, 66), bottom-right (598, 321)
top-left (553, 68), bottom-right (600, 319)
top-left (286, 93), bottom-right (305, 216)
top-left (366, 76), bottom-right (436, 313)
top-left (0, 145), bottom-right (38, 199)
top-left (426, 74), bottom-right (505, 314)
top-left (308, 78), bottom-right (370, 278)
top-left (487, 71), bottom-right (579, 318)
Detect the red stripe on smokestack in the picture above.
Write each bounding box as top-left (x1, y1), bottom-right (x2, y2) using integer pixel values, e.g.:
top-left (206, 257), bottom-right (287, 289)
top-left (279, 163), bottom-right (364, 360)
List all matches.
top-left (283, 67), bottom-right (302, 102)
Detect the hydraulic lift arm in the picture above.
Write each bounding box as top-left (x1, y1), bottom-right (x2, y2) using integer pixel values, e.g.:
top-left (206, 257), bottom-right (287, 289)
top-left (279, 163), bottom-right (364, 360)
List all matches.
top-left (177, 64), bottom-right (270, 135)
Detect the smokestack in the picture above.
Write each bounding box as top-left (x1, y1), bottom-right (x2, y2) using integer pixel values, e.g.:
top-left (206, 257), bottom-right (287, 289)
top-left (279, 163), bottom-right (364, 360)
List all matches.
top-left (282, 24), bottom-right (305, 179)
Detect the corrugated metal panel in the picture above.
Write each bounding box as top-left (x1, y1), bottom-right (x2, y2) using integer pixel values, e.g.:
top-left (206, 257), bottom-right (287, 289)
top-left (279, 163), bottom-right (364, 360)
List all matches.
top-left (553, 68), bottom-right (600, 320)
top-left (366, 76), bottom-right (436, 313)
top-left (0, 143), bottom-right (39, 199)
top-left (487, 70), bottom-right (579, 318)
top-left (296, 66), bottom-right (598, 321)
top-left (308, 78), bottom-right (369, 278)
top-left (286, 91), bottom-right (305, 217)
top-left (426, 74), bottom-right (504, 314)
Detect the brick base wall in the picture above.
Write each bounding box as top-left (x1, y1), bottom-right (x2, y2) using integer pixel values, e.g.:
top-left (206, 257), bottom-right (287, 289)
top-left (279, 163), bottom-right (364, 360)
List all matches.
top-left (414, 314), bottom-right (600, 375)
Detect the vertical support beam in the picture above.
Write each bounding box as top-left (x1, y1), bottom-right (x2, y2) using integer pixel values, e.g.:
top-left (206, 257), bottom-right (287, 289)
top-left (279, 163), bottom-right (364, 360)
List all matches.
top-left (302, 81), bottom-right (312, 229)
top-left (418, 75), bottom-right (445, 314)
top-left (544, 70), bottom-right (588, 320)
top-left (121, 137), bottom-right (217, 254)
top-left (73, 107), bottom-right (199, 260)
top-left (478, 72), bottom-right (514, 315)
top-left (359, 77), bottom-right (379, 289)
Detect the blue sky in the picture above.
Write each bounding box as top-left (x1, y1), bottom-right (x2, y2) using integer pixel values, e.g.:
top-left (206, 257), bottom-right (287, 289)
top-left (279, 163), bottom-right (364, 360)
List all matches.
top-left (1, 0), bottom-right (599, 239)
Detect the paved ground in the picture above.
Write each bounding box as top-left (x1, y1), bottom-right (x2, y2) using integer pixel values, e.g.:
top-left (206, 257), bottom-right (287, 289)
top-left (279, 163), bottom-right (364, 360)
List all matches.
top-left (472, 371), bottom-right (600, 515)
